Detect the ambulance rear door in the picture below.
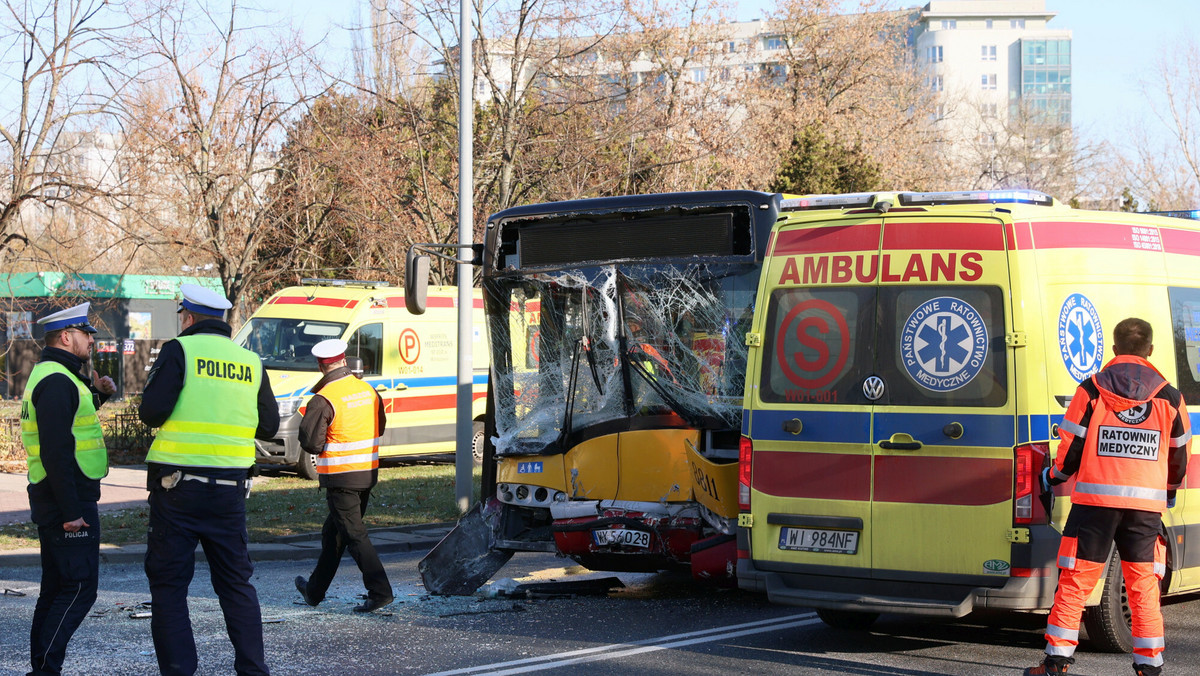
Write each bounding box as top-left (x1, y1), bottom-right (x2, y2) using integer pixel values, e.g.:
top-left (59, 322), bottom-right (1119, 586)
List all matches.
top-left (868, 214), bottom-right (1015, 579)
top-left (752, 216), bottom-right (883, 573)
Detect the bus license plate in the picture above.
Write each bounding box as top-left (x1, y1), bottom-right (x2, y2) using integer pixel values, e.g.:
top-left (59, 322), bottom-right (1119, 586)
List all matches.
top-left (778, 527), bottom-right (859, 554)
top-left (592, 528), bottom-right (651, 549)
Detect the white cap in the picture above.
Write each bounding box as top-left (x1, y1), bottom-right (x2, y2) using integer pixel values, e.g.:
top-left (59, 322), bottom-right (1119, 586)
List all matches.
top-left (178, 283), bottom-right (232, 317)
top-left (37, 302), bottom-right (98, 333)
top-left (312, 339), bottom-right (348, 364)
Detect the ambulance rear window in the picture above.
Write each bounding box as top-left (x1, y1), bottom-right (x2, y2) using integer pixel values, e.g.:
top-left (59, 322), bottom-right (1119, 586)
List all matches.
top-left (758, 285), bottom-right (1006, 406)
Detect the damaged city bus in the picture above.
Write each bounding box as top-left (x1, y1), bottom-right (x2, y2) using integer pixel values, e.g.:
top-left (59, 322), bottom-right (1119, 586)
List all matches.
top-left (409, 191), bottom-right (779, 594)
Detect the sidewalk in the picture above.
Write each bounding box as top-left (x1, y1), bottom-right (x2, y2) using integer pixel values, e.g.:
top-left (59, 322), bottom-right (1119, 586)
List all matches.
top-left (0, 466), bottom-right (453, 568)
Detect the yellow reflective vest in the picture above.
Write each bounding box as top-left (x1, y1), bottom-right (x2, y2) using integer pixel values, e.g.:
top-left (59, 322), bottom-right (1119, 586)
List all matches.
top-left (21, 361), bottom-right (108, 484)
top-left (146, 335), bottom-right (261, 468)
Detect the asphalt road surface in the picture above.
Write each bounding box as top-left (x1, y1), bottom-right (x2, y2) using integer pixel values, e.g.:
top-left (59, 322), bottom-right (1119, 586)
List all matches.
top-left (3, 550), bottom-right (1200, 675)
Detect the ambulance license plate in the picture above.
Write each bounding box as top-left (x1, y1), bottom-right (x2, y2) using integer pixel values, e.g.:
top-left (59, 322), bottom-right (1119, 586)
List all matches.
top-left (778, 527), bottom-right (859, 554)
top-left (592, 528), bottom-right (651, 548)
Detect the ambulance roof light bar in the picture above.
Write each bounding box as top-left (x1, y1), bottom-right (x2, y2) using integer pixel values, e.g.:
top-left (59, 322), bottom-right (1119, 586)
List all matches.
top-left (1146, 210), bottom-right (1200, 221)
top-left (300, 278), bottom-right (391, 288)
top-left (779, 193), bottom-right (877, 211)
top-left (897, 190), bottom-right (1054, 207)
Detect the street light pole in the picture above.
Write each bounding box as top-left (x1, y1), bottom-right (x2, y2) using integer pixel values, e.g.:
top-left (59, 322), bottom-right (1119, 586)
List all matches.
top-left (455, 0), bottom-right (475, 514)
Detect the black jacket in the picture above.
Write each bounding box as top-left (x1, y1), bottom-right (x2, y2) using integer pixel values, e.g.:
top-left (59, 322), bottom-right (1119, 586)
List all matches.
top-left (26, 347), bottom-right (111, 526)
top-left (299, 366), bottom-right (387, 490)
top-left (140, 318), bottom-right (279, 482)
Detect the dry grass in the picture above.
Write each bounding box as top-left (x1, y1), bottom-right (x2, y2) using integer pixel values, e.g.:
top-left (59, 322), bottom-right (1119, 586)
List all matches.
top-left (0, 463), bottom-right (476, 550)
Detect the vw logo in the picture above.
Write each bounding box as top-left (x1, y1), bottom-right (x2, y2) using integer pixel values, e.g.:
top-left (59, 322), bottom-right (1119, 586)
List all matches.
top-left (863, 376), bottom-right (885, 401)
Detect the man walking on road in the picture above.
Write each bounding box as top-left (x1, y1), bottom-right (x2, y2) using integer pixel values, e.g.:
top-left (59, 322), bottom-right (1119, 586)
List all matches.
top-left (1024, 318), bottom-right (1190, 676)
top-left (294, 339), bottom-right (394, 612)
top-left (21, 302), bottom-right (116, 676)
top-left (139, 284), bottom-right (279, 676)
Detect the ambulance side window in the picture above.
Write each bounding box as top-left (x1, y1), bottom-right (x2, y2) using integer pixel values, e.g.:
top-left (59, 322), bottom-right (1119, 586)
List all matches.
top-left (1167, 287), bottom-right (1200, 404)
top-left (346, 323), bottom-right (383, 376)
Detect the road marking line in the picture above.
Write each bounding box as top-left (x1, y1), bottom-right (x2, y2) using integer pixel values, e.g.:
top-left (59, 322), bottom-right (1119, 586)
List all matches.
top-left (424, 612), bottom-right (819, 676)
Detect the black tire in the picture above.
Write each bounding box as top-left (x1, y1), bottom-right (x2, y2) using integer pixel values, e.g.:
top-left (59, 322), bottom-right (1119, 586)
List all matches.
top-left (1082, 550), bottom-right (1134, 653)
top-left (816, 608), bottom-right (879, 631)
top-left (296, 452), bottom-right (319, 481)
top-left (471, 421), bottom-right (485, 466)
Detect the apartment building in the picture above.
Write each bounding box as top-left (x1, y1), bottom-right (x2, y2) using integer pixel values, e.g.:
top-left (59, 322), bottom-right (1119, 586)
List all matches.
top-left (913, 1), bottom-right (1072, 143)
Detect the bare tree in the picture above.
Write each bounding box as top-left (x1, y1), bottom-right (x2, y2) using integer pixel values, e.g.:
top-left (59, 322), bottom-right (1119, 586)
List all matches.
top-left (0, 0), bottom-right (130, 272)
top-left (122, 0), bottom-right (321, 324)
top-left (747, 0), bottom-right (943, 191)
top-left (1115, 37), bottom-right (1200, 210)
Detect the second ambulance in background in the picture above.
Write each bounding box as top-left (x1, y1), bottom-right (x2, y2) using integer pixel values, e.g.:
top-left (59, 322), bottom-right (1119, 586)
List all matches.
top-left (233, 279), bottom-right (488, 479)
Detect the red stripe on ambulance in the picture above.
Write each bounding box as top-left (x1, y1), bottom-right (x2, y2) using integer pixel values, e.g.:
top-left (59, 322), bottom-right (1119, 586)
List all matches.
top-left (873, 456), bottom-right (1012, 506)
top-left (751, 451), bottom-right (870, 501)
top-left (270, 296), bottom-right (360, 309)
top-left (383, 392), bottom-right (487, 414)
top-left (772, 223), bottom-right (882, 256)
top-left (881, 222), bottom-right (1006, 251)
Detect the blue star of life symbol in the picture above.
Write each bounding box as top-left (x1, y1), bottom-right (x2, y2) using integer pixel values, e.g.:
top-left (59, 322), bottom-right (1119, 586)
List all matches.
top-left (1058, 294), bottom-right (1103, 382)
top-left (917, 315), bottom-right (971, 373)
top-left (900, 296), bottom-right (988, 393)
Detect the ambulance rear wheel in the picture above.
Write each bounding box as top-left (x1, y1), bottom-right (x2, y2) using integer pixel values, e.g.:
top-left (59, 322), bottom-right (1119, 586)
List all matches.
top-left (816, 608), bottom-right (878, 631)
top-left (296, 452), bottom-right (318, 481)
top-left (1082, 550), bottom-right (1134, 653)
top-left (471, 421), bottom-right (485, 466)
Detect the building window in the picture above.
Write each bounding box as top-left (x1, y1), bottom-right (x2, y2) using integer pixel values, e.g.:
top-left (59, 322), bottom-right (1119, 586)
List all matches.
top-left (927, 45), bottom-right (944, 63)
top-left (986, 19), bottom-right (993, 29)
top-left (727, 41), bottom-right (736, 53)
top-left (940, 20), bottom-right (957, 30)
top-left (691, 68), bottom-right (706, 83)
top-left (979, 132), bottom-right (997, 148)
top-left (982, 103), bottom-right (998, 117)
top-left (930, 75), bottom-right (943, 92)
top-left (933, 104), bottom-right (946, 121)
top-left (1010, 19), bottom-right (1026, 29)
top-left (981, 74), bottom-right (997, 90)
top-left (981, 45), bottom-right (997, 61)
top-left (764, 36), bottom-right (784, 50)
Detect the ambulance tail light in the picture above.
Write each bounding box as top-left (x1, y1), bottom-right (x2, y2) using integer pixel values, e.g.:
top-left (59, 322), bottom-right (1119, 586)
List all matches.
top-left (738, 435), bottom-right (754, 510)
top-left (1014, 442), bottom-right (1049, 525)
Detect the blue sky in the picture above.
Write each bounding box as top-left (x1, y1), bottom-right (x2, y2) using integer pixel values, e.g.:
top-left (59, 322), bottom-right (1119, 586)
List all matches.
top-left (266, 0), bottom-right (1198, 150)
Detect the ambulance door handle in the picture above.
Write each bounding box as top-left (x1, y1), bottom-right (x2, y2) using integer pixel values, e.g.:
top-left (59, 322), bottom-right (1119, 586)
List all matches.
top-left (375, 383), bottom-right (408, 392)
top-left (879, 433), bottom-right (922, 451)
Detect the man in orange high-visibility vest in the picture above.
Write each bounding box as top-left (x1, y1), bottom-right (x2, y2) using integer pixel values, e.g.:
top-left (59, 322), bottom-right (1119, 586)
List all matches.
top-left (1024, 318), bottom-right (1191, 676)
top-left (294, 339), bottom-right (393, 613)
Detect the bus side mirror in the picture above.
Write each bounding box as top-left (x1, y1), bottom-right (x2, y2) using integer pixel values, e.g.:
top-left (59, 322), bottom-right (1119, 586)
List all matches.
top-left (406, 252), bottom-right (430, 315)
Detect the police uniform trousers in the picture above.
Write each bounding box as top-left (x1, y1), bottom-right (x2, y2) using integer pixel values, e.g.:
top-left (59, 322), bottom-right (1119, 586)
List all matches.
top-left (306, 486), bottom-right (391, 603)
top-left (1045, 503), bottom-right (1167, 668)
top-left (29, 502), bottom-right (99, 676)
top-left (145, 479), bottom-right (269, 676)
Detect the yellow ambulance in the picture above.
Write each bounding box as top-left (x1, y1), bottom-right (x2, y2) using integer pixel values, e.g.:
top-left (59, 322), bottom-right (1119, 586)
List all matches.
top-left (233, 279), bottom-right (488, 479)
top-left (736, 190), bottom-right (1200, 651)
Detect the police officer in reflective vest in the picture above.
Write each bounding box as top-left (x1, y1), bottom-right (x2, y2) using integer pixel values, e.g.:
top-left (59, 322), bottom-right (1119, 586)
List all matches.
top-left (294, 339), bottom-right (393, 612)
top-left (139, 284), bottom-right (279, 676)
top-left (21, 303), bottom-right (115, 676)
top-left (1025, 318), bottom-right (1190, 676)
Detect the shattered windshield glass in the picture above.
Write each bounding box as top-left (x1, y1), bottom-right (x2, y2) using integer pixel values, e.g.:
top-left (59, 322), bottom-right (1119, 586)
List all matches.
top-left (487, 263), bottom-right (756, 456)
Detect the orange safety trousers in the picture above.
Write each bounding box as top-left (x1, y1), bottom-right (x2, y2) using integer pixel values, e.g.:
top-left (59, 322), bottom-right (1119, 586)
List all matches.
top-left (1045, 504), bottom-right (1167, 668)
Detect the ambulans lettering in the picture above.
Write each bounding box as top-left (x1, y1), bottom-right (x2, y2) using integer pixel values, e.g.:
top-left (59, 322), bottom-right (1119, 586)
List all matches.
top-left (1096, 425), bottom-right (1161, 460)
top-left (1058, 293), bottom-right (1103, 383)
top-left (195, 358), bottom-right (254, 383)
top-left (777, 252), bottom-right (983, 285)
top-left (900, 296), bottom-right (988, 392)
